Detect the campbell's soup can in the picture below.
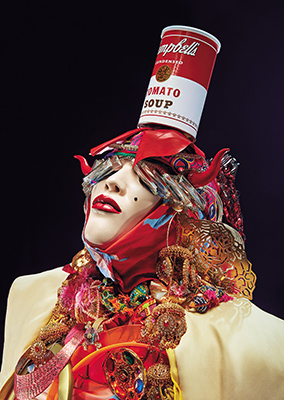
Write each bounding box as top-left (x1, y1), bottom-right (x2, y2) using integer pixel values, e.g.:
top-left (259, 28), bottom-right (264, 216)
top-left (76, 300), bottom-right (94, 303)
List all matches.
top-left (138, 25), bottom-right (221, 139)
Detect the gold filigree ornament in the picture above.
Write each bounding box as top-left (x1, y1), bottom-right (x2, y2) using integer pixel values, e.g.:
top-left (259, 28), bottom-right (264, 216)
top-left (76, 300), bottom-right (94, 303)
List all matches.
top-left (176, 214), bottom-right (256, 300)
top-left (141, 302), bottom-right (187, 350)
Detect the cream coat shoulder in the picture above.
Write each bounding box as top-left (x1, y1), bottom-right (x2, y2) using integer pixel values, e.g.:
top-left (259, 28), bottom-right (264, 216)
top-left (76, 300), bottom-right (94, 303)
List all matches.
top-left (175, 298), bottom-right (284, 400)
top-left (0, 267), bottom-right (68, 389)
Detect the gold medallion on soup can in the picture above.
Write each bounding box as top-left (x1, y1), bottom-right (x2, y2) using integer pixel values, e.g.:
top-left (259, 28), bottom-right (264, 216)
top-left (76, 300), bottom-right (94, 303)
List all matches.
top-left (156, 65), bottom-right (172, 82)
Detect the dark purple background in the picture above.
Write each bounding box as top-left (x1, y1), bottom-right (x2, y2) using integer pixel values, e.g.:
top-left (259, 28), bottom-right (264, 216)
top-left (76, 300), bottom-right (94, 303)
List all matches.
top-left (1, 1), bottom-right (284, 359)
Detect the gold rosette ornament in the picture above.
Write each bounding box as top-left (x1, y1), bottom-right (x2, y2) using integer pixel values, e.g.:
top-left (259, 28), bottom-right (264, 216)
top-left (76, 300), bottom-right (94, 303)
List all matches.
top-left (141, 301), bottom-right (187, 350)
top-left (146, 362), bottom-right (174, 399)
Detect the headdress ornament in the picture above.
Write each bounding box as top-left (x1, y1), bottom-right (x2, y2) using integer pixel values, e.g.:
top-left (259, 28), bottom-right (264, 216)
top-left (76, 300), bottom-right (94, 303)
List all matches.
top-left (73, 25), bottom-right (243, 237)
top-left (138, 25), bottom-right (221, 139)
top-left (75, 128), bottom-right (228, 218)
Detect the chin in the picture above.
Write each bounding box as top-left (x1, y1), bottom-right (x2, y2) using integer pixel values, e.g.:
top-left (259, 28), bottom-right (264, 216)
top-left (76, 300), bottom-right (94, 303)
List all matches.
top-left (85, 232), bottom-right (114, 247)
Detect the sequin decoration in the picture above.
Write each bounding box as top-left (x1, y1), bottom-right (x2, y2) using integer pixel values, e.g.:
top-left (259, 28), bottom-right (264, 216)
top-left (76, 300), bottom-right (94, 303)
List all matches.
top-left (104, 348), bottom-right (147, 400)
top-left (14, 328), bottom-right (84, 400)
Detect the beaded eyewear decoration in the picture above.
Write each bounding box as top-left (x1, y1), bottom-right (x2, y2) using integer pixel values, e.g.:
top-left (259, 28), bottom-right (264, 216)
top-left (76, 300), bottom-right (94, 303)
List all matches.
top-left (79, 151), bottom-right (223, 219)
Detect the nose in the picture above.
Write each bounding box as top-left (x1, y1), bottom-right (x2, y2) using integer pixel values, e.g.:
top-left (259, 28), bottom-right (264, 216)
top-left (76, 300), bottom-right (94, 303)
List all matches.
top-left (104, 163), bottom-right (129, 195)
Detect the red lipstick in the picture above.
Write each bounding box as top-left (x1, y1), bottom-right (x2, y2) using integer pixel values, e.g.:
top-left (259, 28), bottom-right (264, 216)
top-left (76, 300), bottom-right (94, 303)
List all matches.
top-left (92, 194), bottom-right (121, 214)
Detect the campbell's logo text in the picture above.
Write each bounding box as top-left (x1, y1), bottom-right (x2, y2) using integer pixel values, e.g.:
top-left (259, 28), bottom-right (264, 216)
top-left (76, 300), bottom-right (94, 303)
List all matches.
top-left (158, 39), bottom-right (200, 57)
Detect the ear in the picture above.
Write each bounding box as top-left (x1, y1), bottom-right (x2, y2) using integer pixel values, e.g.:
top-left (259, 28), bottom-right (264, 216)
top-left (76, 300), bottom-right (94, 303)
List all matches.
top-left (83, 197), bottom-right (89, 216)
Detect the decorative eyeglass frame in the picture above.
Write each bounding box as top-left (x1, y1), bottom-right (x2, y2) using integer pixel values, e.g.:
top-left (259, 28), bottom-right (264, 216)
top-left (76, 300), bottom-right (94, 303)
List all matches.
top-left (81, 155), bottom-right (223, 219)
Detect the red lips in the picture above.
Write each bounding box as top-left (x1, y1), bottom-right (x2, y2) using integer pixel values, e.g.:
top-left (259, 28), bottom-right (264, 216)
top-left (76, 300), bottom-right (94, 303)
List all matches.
top-left (92, 194), bottom-right (121, 214)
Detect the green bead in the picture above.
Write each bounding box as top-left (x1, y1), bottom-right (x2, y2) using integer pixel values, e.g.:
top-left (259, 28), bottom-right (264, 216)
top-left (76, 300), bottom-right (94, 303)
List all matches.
top-left (123, 350), bottom-right (134, 365)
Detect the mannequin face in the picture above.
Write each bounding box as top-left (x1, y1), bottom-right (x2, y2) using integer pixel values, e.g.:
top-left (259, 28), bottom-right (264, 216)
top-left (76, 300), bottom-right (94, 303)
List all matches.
top-left (84, 160), bottom-right (161, 246)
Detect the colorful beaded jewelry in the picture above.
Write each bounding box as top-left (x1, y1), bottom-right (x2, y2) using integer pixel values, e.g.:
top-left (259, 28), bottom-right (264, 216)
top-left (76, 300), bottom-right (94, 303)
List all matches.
top-left (104, 348), bottom-right (147, 400)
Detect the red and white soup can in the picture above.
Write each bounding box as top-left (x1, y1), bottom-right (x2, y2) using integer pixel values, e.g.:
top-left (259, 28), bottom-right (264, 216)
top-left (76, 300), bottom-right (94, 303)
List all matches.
top-left (138, 25), bottom-right (221, 140)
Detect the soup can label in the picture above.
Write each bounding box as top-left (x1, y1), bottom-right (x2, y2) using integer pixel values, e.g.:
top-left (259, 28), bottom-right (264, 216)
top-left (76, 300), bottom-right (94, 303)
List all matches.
top-left (138, 25), bottom-right (221, 139)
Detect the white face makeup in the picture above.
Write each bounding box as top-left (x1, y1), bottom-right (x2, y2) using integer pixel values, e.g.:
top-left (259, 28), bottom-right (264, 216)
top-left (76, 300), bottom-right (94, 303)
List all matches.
top-left (84, 161), bottom-right (161, 247)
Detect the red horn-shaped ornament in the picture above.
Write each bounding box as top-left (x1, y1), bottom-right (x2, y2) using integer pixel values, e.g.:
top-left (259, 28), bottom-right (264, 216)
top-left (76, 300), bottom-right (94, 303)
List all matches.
top-left (188, 148), bottom-right (229, 188)
top-left (74, 155), bottom-right (92, 175)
